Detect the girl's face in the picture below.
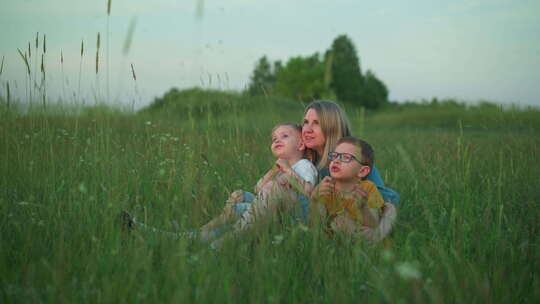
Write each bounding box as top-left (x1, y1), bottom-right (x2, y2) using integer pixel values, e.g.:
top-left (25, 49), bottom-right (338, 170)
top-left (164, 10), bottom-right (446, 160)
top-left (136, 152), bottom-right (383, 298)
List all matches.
top-left (271, 126), bottom-right (304, 159)
top-left (302, 109), bottom-right (326, 152)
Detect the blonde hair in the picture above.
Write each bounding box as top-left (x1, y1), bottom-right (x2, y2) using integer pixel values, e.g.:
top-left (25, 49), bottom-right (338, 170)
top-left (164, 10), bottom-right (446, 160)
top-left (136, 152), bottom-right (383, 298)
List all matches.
top-left (304, 100), bottom-right (351, 170)
top-left (271, 122), bottom-right (302, 135)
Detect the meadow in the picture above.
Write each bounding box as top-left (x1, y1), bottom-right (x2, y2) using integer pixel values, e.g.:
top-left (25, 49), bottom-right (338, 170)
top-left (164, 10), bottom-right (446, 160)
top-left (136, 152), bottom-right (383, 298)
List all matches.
top-left (1, 91), bottom-right (539, 303)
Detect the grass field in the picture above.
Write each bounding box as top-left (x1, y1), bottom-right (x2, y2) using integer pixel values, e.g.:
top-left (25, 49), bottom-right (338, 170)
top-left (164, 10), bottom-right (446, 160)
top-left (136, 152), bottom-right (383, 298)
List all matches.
top-left (1, 94), bottom-right (539, 303)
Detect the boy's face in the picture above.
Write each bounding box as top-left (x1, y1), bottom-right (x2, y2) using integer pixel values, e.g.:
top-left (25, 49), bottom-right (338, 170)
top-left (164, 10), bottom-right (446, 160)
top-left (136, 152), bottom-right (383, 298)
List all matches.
top-left (329, 142), bottom-right (370, 181)
top-left (271, 126), bottom-right (305, 159)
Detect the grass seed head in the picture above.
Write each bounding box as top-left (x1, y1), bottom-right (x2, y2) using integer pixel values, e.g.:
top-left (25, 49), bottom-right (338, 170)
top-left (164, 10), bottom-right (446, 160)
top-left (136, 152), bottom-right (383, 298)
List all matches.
top-left (122, 17), bottom-right (137, 56)
top-left (41, 54), bottom-right (45, 73)
top-left (107, 0), bottom-right (112, 16)
top-left (6, 81), bottom-right (10, 107)
top-left (130, 63), bottom-right (136, 81)
top-left (43, 34), bottom-right (46, 53)
top-left (96, 33), bottom-right (101, 74)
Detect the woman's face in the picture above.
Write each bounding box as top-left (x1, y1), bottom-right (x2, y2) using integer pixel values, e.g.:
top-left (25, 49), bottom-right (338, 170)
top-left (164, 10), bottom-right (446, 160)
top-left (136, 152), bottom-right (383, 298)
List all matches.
top-left (302, 108), bottom-right (326, 153)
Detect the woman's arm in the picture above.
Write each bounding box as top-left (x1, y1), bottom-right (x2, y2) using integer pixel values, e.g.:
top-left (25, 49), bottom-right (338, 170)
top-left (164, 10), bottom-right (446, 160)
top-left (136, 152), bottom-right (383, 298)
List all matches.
top-left (361, 203), bottom-right (397, 241)
top-left (359, 204), bottom-right (380, 228)
top-left (351, 181), bottom-right (395, 240)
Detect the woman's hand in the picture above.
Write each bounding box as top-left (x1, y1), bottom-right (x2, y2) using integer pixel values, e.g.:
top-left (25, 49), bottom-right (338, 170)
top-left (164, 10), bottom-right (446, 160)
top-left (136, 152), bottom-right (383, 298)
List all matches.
top-left (360, 203), bottom-right (397, 241)
top-left (317, 176), bottom-right (334, 197)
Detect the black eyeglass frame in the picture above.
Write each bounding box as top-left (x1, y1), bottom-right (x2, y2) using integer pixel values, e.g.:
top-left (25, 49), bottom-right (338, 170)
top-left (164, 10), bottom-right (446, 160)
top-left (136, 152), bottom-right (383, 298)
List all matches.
top-left (328, 152), bottom-right (369, 166)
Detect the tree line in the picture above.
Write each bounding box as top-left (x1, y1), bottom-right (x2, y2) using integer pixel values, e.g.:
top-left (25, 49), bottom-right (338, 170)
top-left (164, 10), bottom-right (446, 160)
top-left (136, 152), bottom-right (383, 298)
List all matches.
top-left (247, 35), bottom-right (388, 109)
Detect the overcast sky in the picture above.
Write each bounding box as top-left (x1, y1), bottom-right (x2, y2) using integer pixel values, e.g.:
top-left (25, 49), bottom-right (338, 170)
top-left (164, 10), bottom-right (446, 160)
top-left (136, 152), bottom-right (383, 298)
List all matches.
top-left (1, 0), bottom-right (539, 108)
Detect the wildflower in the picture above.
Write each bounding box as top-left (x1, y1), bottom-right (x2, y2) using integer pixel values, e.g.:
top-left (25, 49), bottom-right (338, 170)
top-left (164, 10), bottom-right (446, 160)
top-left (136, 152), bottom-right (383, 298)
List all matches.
top-left (395, 261), bottom-right (421, 280)
top-left (272, 234), bottom-right (284, 245)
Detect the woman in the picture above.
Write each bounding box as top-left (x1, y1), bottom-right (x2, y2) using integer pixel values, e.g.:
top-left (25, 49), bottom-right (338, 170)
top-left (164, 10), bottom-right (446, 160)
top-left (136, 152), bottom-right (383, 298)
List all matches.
top-left (301, 100), bottom-right (398, 241)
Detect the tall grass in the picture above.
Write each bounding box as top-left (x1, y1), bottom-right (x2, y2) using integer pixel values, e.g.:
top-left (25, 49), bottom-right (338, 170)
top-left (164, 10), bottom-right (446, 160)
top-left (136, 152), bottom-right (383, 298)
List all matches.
top-left (0, 5), bottom-right (538, 301)
top-left (1, 97), bottom-right (539, 302)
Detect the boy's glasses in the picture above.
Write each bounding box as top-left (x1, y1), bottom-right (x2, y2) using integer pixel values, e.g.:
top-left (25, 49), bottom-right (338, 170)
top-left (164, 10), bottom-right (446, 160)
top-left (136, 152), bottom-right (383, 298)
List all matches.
top-left (328, 152), bottom-right (367, 165)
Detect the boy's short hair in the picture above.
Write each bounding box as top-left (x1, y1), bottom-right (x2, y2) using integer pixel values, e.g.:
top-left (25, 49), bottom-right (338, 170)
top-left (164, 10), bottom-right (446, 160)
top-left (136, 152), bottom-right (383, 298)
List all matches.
top-left (272, 122), bottom-right (302, 135)
top-left (336, 136), bottom-right (374, 169)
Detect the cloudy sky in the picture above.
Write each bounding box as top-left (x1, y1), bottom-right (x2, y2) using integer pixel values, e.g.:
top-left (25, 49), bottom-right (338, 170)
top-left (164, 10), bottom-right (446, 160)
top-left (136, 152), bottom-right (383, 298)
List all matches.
top-left (1, 0), bottom-right (539, 108)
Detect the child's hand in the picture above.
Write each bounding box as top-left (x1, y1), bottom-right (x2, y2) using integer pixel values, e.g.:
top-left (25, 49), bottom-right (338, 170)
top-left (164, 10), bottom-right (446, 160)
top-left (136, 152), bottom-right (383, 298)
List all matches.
top-left (275, 159), bottom-right (292, 175)
top-left (276, 174), bottom-right (290, 187)
top-left (352, 184), bottom-right (368, 207)
top-left (317, 176), bottom-right (334, 197)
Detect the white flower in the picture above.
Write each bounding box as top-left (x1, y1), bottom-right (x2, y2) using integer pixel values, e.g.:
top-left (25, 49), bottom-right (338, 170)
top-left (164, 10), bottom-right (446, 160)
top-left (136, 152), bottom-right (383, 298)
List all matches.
top-left (395, 262), bottom-right (421, 280)
top-left (272, 234), bottom-right (284, 245)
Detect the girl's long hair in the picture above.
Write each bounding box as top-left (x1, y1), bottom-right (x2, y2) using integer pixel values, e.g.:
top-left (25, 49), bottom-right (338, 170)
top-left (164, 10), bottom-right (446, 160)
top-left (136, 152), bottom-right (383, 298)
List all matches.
top-left (304, 100), bottom-right (351, 170)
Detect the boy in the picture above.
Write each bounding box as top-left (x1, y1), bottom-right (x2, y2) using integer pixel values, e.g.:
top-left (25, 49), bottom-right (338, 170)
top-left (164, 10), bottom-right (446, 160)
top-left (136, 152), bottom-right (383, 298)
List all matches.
top-left (311, 136), bottom-right (384, 237)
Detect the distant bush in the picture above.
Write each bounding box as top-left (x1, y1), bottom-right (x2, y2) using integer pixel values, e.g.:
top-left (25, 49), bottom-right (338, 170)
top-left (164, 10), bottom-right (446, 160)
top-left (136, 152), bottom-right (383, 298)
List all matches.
top-left (138, 87), bottom-right (307, 120)
top-left (80, 104), bottom-right (129, 117)
top-left (370, 99), bottom-right (540, 131)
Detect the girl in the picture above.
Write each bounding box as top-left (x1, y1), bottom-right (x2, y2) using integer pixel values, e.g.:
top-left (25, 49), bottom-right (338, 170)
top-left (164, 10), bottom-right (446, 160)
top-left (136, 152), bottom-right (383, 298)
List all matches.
top-left (122, 123), bottom-right (317, 242)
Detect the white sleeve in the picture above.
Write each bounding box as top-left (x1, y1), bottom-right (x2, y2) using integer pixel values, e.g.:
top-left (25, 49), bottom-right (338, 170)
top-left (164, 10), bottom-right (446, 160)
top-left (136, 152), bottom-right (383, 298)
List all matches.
top-left (292, 159), bottom-right (318, 186)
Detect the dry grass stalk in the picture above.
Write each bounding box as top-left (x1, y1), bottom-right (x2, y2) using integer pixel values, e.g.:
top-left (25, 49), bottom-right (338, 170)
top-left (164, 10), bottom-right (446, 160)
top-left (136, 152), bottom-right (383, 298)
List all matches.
top-left (41, 54), bottom-right (45, 74)
top-left (196, 0), bottom-right (204, 20)
top-left (41, 52), bottom-right (46, 108)
top-left (17, 48), bottom-right (31, 76)
top-left (324, 50), bottom-right (333, 88)
top-left (122, 17), bottom-right (136, 56)
top-left (130, 63), bottom-right (136, 81)
top-left (96, 32), bottom-right (101, 74)
top-left (6, 81), bottom-right (10, 108)
top-left (78, 40), bottom-right (84, 104)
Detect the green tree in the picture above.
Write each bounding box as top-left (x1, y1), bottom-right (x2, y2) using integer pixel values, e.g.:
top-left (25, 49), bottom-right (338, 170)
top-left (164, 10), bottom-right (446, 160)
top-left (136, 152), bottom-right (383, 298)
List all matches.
top-left (363, 70), bottom-right (389, 109)
top-left (328, 35), bottom-right (364, 106)
top-left (274, 53), bottom-right (333, 102)
top-left (247, 56), bottom-right (276, 96)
